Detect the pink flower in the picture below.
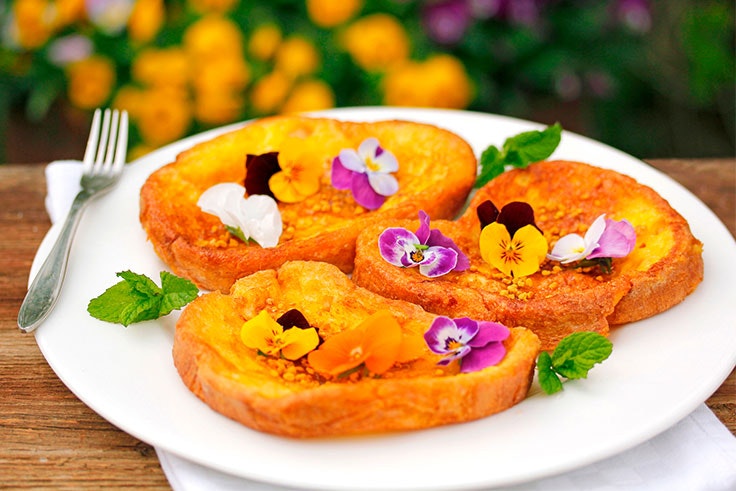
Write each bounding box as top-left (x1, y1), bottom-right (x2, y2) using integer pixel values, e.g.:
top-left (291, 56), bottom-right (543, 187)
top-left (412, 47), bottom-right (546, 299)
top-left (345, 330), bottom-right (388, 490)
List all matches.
top-left (331, 138), bottom-right (399, 210)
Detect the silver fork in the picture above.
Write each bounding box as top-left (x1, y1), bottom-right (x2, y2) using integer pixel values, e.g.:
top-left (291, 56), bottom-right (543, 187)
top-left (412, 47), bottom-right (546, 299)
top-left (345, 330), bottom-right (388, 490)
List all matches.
top-left (18, 108), bottom-right (128, 333)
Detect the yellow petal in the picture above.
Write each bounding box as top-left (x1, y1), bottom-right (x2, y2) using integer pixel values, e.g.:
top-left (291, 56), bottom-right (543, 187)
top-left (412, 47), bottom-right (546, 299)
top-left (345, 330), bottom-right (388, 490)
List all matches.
top-left (479, 222), bottom-right (511, 271)
top-left (240, 310), bottom-right (283, 355)
top-left (479, 223), bottom-right (548, 278)
top-left (281, 327), bottom-right (320, 360)
top-left (269, 171), bottom-right (302, 203)
top-left (510, 225), bottom-right (548, 277)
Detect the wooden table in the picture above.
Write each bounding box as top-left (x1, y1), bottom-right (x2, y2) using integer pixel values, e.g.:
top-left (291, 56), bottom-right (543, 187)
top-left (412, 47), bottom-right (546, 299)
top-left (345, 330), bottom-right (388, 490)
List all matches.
top-left (1, 159), bottom-right (734, 489)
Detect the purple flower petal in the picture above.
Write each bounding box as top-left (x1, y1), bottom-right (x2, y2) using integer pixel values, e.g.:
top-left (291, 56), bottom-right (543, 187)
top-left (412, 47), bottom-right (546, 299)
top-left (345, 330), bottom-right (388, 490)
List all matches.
top-left (378, 228), bottom-right (419, 267)
top-left (350, 172), bottom-right (386, 210)
top-left (331, 157), bottom-right (354, 190)
top-left (415, 210), bottom-right (431, 244)
top-left (477, 200), bottom-right (500, 229)
top-left (468, 321), bottom-right (510, 348)
top-left (588, 218), bottom-right (636, 259)
top-left (427, 229), bottom-right (470, 271)
top-left (419, 246), bottom-right (459, 277)
top-left (424, 316), bottom-right (478, 354)
top-left (459, 341), bottom-right (507, 373)
top-left (498, 201), bottom-right (539, 236)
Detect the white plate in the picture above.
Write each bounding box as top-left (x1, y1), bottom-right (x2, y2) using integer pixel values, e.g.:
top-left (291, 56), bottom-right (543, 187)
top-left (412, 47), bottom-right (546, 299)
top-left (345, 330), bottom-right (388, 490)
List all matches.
top-left (32, 108), bottom-right (736, 490)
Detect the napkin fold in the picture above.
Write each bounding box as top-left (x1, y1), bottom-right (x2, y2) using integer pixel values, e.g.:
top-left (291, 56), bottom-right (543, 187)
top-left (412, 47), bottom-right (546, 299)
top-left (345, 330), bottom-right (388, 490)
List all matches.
top-left (43, 161), bottom-right (736, 491)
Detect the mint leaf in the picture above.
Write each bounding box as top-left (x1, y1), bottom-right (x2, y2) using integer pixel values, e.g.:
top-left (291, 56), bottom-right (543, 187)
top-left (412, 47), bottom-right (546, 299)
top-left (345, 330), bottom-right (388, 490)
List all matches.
top-left (537, 351), bottom-right (564, 395)
top-left (551, 332), bottom-right (613, 380)
top-left (475, 123), bottom-right (562, 188)
top-left (88, 271), bottom-right (198, 326)
top-left (536, 332), bottom-right (612, 394)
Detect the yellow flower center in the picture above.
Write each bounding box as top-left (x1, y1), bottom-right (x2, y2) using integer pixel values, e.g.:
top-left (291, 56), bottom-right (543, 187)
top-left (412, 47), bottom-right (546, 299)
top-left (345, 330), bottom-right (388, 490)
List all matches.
top-left (409, 249), bottom-right (425, 263)
top-left (365, 156), bottom-right (381, 172)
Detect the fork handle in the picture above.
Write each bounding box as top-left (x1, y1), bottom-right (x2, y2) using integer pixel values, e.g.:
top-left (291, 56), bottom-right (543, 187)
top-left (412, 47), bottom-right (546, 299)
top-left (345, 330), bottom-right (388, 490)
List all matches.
top-left (18, 190), bottom-right (92, 333)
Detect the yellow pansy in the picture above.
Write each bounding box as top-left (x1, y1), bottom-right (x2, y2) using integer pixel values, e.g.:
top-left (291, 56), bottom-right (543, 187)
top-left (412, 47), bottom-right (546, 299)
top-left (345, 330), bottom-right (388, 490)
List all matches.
top-left (128, 0), bottom-right (165, 44)
top-left (341, 14), bottom-right (410, 71)
top-left (241, 310), bottom-right (319, 361)
top-left (66, 56), bottom-right (116, 109)
top-left (479, 222), bottom-right (548, 278)
top-left (306, 0), bottom-right (363, 28)
top-left (281, 79), bottom-right (335, 114)
top-left (274, 36), bottom-right (320, 79)
top-left (268, 144), bottom-right (322, 203)
top-left (248, 23), bottom-right (282, 61)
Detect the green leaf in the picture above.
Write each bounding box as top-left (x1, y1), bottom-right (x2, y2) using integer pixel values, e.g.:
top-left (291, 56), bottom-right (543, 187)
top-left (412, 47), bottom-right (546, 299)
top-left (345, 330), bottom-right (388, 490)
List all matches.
top-left (551, 332), bottom-right (613, 380)
top-left (474, 123), bottom-right (562, 188)
top-left (88, 271), bottom-right (199, 326)
top-left (537, 351), bottom-right (564, 395)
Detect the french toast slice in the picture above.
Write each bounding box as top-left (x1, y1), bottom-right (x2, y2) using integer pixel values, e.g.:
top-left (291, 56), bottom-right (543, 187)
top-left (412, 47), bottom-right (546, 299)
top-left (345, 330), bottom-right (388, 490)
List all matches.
top-left (140, 116), bottom-right (477, 292)
top-left (173, 261), bottom-right (540, 438)
top-left (353, 161), bottom-right (703, 350)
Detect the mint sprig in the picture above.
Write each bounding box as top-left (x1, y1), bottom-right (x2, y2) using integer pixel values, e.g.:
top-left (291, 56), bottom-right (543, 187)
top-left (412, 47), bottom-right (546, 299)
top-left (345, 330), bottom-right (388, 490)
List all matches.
top-left (537, 332), bottom-right (613, 395)
top-left (475, 122), bottom-right (562, 188)
top-left (88, 271), bottom-right (199, 326)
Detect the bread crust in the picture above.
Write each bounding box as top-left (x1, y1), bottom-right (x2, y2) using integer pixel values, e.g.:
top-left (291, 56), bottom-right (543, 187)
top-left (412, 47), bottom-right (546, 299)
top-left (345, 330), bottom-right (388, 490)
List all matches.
top-left (353, 161), bottom-right (703, 350)
top-left (140, 116), bottom-right (477, 292)
top-left (173, 261), bottom-right (540, 438)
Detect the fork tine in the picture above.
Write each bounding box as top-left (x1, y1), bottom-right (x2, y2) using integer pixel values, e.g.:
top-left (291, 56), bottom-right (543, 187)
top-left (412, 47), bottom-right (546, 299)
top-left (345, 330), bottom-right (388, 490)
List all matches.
top-left (82, 109), bottom-right (102, 172)
top-left (112, 111), bottom-right (129, 174)
top-left (93, 109), bottom-right (112, 172)
top-left (102, 110), bottom-right (120, 174)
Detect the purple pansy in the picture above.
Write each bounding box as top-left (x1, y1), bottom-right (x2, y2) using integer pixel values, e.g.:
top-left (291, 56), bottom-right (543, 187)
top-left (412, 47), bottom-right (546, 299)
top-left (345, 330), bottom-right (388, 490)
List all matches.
top-left (424, 316), bottom-right (510, 373)
top-left (331, 138), bottom-right (399, 210)
top-left (378, 211), bottom-right (470, 278)
top-left (547, 214), bottom-right (636, 264)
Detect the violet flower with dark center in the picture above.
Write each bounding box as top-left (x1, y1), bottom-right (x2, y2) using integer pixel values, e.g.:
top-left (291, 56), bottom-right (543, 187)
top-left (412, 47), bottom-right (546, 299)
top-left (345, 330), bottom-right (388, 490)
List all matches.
top-left (424, 316), bottom-right (510, 373)
top-left (379, 210), bottom-right (470, 278)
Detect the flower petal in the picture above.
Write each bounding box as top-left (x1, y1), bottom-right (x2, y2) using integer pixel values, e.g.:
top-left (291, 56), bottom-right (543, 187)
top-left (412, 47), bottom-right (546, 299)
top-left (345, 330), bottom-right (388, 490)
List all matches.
top-left (367, 171), bottom-right (399, 197)
top-left (244, 152), bottom-right (280, 198)
top-left (362, 311), bottom-right (403, 374)
top-left (240, 310), bottom-right (282, 355)
top-left (498, 201), bottom-right (540, 237)
top-left (418, 246), bottom-right (458, 277)
top-left (424, 316), bottom-right (460, 354)
top-left (427, 229), bottom-right (470, 271)
top-left (307, 328), bottom-right (367, 377)
top-left (547, 233), bottom-right (588, 263)
top-left (477, 200), bottom-right (500, 229)
top-left (415, 210), bottom-right (431, 244)
top-left (281, 327), bottom-right (320, 360)
top-left (350, 172), bottom-right (386, 209)
top-left (507, 225), bottom-right (548, 277)
top-left (468, 321), bottom-right (510, 348)
top-left (583, 214), bottom-right (607, 246)
top-left (240, 194), bottom-right (282, 248)
top-left (331, 157), bottom-right (355, 190)
top-left (197, 182), bottom-right (245, 228)
top-left (378, 228), bottom-right (420, 266)
top-left (459, 341), bottom-right (507, 373)
top-left (588, 218), bottom-right (636, 259)
top-left (337, 148), bottom-right (366, 173)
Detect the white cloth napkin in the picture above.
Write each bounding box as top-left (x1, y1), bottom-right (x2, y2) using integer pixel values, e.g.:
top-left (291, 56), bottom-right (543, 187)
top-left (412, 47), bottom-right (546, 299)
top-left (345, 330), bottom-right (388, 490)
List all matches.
top-left (43, 161), bottom-right (736, 491)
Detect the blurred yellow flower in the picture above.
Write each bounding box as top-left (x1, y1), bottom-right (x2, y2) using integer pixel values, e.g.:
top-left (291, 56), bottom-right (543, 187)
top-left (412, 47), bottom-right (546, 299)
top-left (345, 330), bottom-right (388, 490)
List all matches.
top-left (248, 23), bottom-right (282, 61)
top-left (194, 90), bottom-right (245, 125)
top-left (341, 14), bottom-right (410, 72)
top-left (187, 0), bottom-right (238, 14)
top-left (112, 85), bottom-right (144, 119)
top-left (66, 55), bottom-right (116, 109)
top-left (12, 0), bottom-right (56, 49)
top-left (274, 36), bottom-right (321, 79)
top-left (383, 54), bottom-right (473, 109)
top-left (55, 0), bottom-right (86, 27)
top-left (128, 0), bottom-right (165, 43)
top-left (281, 79), bottom-right (335, 114)
top-left (191, 56), bottom-right (250, 93)
top-left (136, 88), bottom-right (192, 146)
top-left (250, 71), bottom-right (292, 114)
top-left (183, 15), bottom-right (244, 61)
top-left (306, 0), bottom-right (363, 28)
top-left (132, 47), bottom-right (189, 88)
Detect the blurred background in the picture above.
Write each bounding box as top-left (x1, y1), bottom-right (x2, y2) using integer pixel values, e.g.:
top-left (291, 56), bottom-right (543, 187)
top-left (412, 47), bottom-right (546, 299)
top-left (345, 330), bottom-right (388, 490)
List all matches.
top-left (0, 0), bottom-right (733, 164)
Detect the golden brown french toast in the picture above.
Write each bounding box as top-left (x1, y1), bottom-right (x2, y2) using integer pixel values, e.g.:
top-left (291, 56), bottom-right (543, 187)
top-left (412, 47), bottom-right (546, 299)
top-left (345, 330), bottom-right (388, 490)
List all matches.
top-left (353, 160), bottom-right (703, 350)
top-left (140, 116), bottom-right (476, 292)
top-left (173, 261), bottom-right (540, 438)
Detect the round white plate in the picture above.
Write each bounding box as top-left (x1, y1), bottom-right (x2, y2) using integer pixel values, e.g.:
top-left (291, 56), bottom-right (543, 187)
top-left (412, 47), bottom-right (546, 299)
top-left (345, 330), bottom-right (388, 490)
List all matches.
top-left (32, 108), bottom-right (736, 490)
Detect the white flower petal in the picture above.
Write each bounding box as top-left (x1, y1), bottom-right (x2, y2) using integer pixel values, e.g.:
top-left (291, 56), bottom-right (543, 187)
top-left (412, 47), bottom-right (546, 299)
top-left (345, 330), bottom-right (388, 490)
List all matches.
top-left (547, 233), bottom-right (588, 263)
top-left (337, 149), bottom-right (366, 173)
top-left (584, 214), bottom-right (607, 245)
top-left (357, 137), bottom-right (380, 159)
top-left (367, 172), bottom-right (399, 197)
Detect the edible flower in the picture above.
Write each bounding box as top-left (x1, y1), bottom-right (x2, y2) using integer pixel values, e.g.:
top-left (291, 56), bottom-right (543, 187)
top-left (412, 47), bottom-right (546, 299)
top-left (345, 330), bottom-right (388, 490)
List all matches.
top-left (331, 137), bottom-right (399, 210)
top-left (547, 214), bottom-right (636, 272)
top-left (244, 152), bottom-right (280, 199)
top-left (240, 309), bottom-right (319, 360)
top-left (378, 210), bottom-right (470, 278)
top-left (478, 200), bottom-right (548, 278)
top-left (307, 310), bottom-right (422, 378)
top-left (269, 146), bottom-right (322, 203)
top-left (197, 182), bottom-right (282, 247)
top-left (424, 316), bottom-right (509, 373)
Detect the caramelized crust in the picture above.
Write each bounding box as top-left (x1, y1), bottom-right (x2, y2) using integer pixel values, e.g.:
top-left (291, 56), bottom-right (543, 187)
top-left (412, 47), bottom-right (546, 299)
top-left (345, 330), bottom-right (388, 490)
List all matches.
top-left (140, 116), bottom-right (476, 292)
top-left (173, 261), bottom-right (540, 438)
top-left (353, 161), bottom-right (703, 350)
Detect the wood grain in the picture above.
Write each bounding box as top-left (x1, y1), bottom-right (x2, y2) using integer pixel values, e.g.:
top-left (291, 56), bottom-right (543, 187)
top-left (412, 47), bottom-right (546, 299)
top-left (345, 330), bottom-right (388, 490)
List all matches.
top-left (1, 159), bottom-right (733, 489)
